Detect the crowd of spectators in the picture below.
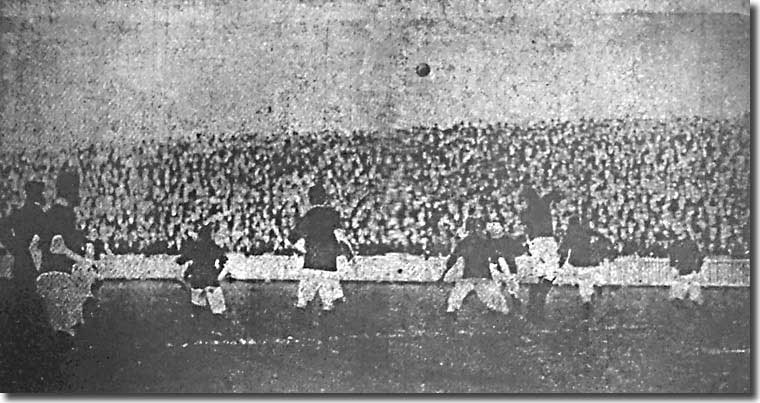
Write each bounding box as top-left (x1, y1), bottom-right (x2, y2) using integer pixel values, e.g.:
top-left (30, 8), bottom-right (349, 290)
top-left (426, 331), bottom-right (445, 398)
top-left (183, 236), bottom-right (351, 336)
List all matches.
top-left (0, 116), bottom-right (751, 259)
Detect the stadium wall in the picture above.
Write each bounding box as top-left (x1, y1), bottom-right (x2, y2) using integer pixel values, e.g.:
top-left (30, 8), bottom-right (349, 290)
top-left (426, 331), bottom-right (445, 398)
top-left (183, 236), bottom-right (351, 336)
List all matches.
top-left (0, 253), bottom-right (750, 287)
top-left (0, 0), bottom-right (749, 144)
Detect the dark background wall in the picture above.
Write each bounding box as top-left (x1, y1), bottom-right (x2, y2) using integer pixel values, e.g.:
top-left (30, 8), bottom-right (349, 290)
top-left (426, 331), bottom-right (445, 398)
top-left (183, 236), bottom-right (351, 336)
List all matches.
top-left (0, 0), bottom-right (749, 143)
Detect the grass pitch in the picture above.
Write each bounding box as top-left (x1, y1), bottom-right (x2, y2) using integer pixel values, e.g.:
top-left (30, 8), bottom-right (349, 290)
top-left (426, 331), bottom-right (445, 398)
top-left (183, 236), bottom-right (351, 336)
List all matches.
top-left (0, 280), bottom-right (750, 393)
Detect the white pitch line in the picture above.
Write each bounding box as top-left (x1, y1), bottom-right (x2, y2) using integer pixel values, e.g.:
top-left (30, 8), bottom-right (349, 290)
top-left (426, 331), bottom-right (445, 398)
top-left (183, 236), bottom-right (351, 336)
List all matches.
top-left (701, 348), bottom-right (750, 355)
top-left (164, 327), bottom-right (749, 356)
top-left (164, 337), bottom-right (751, 360)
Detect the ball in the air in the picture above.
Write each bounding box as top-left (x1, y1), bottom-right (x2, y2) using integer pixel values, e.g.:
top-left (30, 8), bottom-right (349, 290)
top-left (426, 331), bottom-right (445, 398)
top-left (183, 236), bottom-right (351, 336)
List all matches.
top-left (416, 63), bottom-right (431, 77)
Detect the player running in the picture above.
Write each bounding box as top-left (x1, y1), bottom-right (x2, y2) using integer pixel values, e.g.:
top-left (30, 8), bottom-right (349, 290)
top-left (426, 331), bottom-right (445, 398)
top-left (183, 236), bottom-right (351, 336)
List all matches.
top-left (667, 222), bottom-right (705, 305)
top-left (41, 169), bottom-right (89, 274)
top-left (438, 217), bottom-right (511, 316)
top-left (36, 168), bottom-right (105, 336)
top-left (0, 181), bottom-right (47, 297)
top-left (175, 223), bottom-right (231, 317)
top-left (290, 182), bottom-right (354, 312)
top-left (557, 215), bottom-right (611, 320)
top-left (487, 221), bottom-right (526, 311)
top-left (518, 183), bottom-right (560, 323)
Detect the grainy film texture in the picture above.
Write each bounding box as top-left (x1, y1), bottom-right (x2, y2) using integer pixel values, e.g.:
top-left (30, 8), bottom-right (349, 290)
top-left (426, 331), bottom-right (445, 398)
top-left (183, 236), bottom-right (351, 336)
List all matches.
top-left (0, 0), bottom-right (751, 393)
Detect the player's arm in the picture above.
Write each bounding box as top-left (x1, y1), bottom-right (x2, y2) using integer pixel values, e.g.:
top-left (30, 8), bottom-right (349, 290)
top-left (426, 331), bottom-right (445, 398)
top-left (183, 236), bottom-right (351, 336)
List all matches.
top-left (558, 245), bottom-right (569, 267)
top-left (494, 256), bottom-right (509, 274)
top-left (331, 209), bottom-right (354, 261)
top-left (290, 238), bottom-right (306, 255)
top-left (216, 255), bottom-right (231, 282)
top-left (289, 217), bottom-right (307, 255)
top-left (217, 264), bottom-right (230, 283)
top-left (216, 245), bottom-right (229, 267)
top-left (519, 211), bottom-right (534, 239)
top-left (174, 256), bottom-right (192, 286)
top-left (175, 236), bottom-right (195, 262)
top-left (557, 234), bottom-right (571, 267)
top-left (287, 214), bottom-right (308, 255)
top-left (499, 254), bottom-right (520, 275)
top-left (0, 212), bottom-right (19, 256)
top-left (487, 243), bottom-right (506, 275)
top-left (175, 253), bottom-right (190, 265)
top-left (439, 242), bottom-right (462, 282)
top-left (334, 228), bottom-right (354, 261)
top-left (57, 208), bottom-right (86, 254)
top-left (690, 239), bottom-right (705, 273)
top-left (587, 227), bottom-right (605, 239)
top-left (174, 241), bottom-right (193, 283)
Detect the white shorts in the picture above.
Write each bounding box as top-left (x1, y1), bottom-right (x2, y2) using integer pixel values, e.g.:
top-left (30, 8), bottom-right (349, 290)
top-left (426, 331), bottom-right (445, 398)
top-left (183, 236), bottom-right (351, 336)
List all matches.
top-left (446, 278), bottom-right (510, 314)
top-left (668, 270), bottom-right (703, 305)
top-left (492, 268), bottom-right (521, 297)
top-left (527, 237), bottom-right (560, 280)
top-left (297, 269), bottom-right (344, 310)
top-left (560, 264), bottom-right (603, 303)
top-left (37, 264), bottom-right (100, 336)
top-left (191, 286), bottom-right (227, 315)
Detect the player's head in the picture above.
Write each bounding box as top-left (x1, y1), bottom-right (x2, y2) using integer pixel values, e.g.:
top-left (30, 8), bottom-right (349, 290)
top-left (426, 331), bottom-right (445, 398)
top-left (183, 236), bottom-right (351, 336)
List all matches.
top-left (519, 181), bottom-right (539, 203)
top-left (544, 189), bottom-right (564, 206)
top-left (486, 221), bottom-right (504, 238)
top-left (198, 223), bottom-right (214, 240)
top-left (466, 216), bottom-right (485, 235)
top-left (24, 181), bottom-right (45, 204)
top-left (672, 222), bottom-right (688, 238)
top-left (308, 182), bottom-right (328, 205)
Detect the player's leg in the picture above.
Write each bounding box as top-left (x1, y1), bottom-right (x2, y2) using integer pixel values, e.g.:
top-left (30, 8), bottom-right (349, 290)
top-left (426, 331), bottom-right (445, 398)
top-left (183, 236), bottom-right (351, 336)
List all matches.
top-left (580, 295), bottom-right (594, 322)
top-left (576, 268), bottom-right (596, 320)
top-left (446, 280), bottom-right (475, 313)
top-left (503, 273), bottom-right (523, 315)
top-left (687, 280), bottom-right (704, 305)
top-left (296, 276), bottom-right (320, 309)
top-left (475, 280), bottom-right (510, 314)
top-left (191, 288), bottom-right (208, 306)
top-left (668, 274), bottom-right (688, 301)
top-left (531, 277), bottom-right (553, 322)
top-left (206, 286), bottom-right (227, 315)
top-left (504, 274), bottom-right (521, 298)
top-left (525, 248), bottom-right (542, 319)
top-left (70, 295), bottom-right (87, 333)
top-left (317, 279), bottom-right (344, 311)
top-left (333, 278), bottom-right (345, 302)
top-left (532, 237), bottom-right (561, 279)
top-left (528, 237), bottom-right (559, 322)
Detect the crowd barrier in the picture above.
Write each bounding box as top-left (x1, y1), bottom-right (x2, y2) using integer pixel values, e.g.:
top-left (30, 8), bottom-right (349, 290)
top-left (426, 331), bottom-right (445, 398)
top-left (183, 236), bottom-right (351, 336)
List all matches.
top-left (0, 253), bottom-right (749, 287)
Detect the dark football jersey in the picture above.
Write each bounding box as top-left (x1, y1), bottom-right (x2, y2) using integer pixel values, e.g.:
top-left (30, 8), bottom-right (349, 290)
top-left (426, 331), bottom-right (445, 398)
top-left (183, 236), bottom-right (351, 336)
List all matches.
top-left (668, 237), bottom-right (703, 276)
top-left (520, 197), bottom-right (554, 239)
top-left (558, 224), bottom-right (595, 267)
top-left (176, 238), bottom-right (227, 289)
top-left (295, 206), bottom-right (342, 271)
top-left (0, 201), bottom-right (47, 288)
top-left (42, 202), bottom-right (86, 273)
top-left (490, 236), bottom-right (526, 274)
top-left (446, 234), bottom-right (493, 279)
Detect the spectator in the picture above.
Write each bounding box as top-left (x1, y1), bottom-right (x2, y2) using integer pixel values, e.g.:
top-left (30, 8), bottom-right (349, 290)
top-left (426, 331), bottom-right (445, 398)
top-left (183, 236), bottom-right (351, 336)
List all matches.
top-left (0, 117), bottom-right (750, 260)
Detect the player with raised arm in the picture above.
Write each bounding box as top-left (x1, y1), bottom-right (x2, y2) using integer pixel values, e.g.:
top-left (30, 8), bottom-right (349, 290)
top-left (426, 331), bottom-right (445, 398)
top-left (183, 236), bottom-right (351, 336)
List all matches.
top-left (557, 215), bottom-right (611, 320)
top-left (291, 182), bottom-right (354, 312)
top-left (0, 181), bottom-right (47, 297)
top-left (518, 182), bottom-right (560, 324)
top-left (487, 221), bottom-right (527, 313)
top-left (175, 223), bottom-right (230, 317)
top-left (667, 222), bottom-right (705, 305)
top-left (438, 217), bottom-right (511, 317)
top-left (36, 168), bottom-right (106, 336)
top-left (41, 169), bottom-right (90, 274)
